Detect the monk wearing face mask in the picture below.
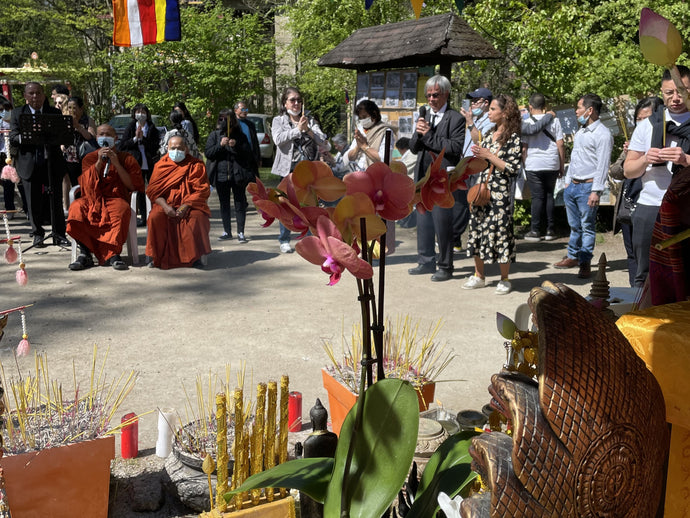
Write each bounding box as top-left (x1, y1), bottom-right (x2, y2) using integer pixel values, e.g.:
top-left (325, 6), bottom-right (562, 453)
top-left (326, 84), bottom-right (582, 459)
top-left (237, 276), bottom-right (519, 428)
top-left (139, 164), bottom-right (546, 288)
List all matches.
top-left (145, 135), bottom-right (211, 270)
top-left (67, 124), bottom-right (143, 271)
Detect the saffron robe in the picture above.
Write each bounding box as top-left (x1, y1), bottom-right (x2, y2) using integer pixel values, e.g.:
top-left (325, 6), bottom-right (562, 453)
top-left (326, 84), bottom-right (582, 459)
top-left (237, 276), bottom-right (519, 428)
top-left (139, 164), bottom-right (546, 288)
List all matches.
top-left (67, 150), bottom-right (144, 264)
top-left (145, 155), bottom-right (211, 269)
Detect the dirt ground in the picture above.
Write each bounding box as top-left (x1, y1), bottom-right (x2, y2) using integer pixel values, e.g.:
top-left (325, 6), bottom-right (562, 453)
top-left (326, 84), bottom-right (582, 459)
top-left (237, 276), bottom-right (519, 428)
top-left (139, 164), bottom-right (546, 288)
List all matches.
top-left (1, 194), bottom-right (631, 455)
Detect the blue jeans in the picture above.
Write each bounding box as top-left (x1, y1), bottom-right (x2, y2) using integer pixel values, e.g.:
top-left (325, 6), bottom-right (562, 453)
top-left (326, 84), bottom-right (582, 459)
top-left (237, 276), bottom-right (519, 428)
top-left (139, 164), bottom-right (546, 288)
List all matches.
top-left (563, 182), bottom-right (597, 265)
top-left (279, 222), bottom-right (290, 244)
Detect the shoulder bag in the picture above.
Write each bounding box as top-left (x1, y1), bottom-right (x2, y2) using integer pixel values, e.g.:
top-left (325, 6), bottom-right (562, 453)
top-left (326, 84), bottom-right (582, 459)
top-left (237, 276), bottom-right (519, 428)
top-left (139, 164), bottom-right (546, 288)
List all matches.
top-left (468, 165), bottom-right (494, 207)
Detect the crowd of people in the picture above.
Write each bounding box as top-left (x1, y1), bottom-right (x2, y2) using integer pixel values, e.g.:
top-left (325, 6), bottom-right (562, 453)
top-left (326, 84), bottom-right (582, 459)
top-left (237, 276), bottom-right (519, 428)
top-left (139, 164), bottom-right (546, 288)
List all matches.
top-left (2, 70), bottom-right (689, 287)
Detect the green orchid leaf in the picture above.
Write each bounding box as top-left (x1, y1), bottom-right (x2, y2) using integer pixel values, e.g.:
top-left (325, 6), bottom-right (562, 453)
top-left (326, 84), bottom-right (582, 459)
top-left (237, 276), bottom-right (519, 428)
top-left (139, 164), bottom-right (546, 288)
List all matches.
top-left (406, 431), bottom-right (480, 518)
top-left (223, 457), bottom-right (333, 503)
top-left (324, 379), bottom-right (419, 518)
top-left (496, 312), bottom-right (517, 339)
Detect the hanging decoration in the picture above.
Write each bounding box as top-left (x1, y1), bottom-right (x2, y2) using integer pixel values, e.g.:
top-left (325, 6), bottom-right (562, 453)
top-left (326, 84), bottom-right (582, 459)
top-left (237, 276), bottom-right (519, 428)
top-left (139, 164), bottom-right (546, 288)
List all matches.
top-left (16, 310), bottom-right (29, 357)
top-left (0, 130), bottom-right (17, 184)
top-left (113, 0), bottom-right (181, 47)
top-left (2, 213), bottom-right (18, 265)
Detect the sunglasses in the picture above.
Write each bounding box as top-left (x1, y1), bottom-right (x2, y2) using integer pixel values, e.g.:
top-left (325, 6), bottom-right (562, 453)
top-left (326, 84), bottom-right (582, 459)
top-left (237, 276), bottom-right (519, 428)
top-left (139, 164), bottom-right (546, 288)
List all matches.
top-left (240, 108), bottom-right (249, 112)
top-left (425, 93), bottom-right (441, 99)
top-left (287, 98), bottom-right (302, 104)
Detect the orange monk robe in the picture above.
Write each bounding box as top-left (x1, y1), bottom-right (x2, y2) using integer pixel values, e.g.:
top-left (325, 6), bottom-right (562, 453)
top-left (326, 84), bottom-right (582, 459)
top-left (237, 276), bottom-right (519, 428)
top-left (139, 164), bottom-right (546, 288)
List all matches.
top-left (145, 155), bottom-right (211, 269)
top-left (67, 150), bottom-right (144, 264)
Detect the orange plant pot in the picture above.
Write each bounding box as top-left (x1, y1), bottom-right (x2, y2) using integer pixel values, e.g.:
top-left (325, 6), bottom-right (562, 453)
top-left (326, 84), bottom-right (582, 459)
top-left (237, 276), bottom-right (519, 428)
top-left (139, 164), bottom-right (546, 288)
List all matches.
top-left (0, 436), bottom-right (115, 518)
top-left (321, 369), bottom-right (435, 436)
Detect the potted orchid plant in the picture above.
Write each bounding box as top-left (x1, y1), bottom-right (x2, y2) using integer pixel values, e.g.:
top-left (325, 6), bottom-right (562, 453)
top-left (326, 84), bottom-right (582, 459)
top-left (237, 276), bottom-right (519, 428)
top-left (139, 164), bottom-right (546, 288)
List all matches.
top-left (229, 150), bottom-right (486, 516)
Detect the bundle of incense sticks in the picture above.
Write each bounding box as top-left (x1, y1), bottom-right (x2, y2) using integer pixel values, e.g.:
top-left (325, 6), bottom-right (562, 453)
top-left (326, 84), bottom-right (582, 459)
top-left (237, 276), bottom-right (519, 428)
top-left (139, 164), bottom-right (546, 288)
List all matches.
top-left (0, 346), bottom-right (136, 454)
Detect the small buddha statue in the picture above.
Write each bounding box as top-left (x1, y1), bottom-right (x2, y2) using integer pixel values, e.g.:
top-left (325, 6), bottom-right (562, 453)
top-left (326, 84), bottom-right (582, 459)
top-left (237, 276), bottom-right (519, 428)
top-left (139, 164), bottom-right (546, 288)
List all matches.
top-left (301, 399), bottom-right (338, 518)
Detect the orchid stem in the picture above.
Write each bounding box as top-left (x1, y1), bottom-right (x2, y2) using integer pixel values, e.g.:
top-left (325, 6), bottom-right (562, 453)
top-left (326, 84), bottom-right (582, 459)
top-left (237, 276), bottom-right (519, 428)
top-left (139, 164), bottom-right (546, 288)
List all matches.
top-left (374, 226), bottom-right (387, 381)
top-left (341, 218), bottom-right (373, 518)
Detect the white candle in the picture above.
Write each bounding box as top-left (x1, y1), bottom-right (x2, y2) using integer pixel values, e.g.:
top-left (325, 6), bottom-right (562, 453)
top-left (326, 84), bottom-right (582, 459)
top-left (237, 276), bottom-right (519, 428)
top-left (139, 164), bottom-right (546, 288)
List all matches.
top-left (155, 408), bottom-right (177, 458)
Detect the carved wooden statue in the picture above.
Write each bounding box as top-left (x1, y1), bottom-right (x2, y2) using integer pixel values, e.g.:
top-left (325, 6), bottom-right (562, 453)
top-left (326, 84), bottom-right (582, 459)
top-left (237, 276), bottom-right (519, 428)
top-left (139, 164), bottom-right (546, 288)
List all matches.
top-left (461, 282), bottom-right (669, 517)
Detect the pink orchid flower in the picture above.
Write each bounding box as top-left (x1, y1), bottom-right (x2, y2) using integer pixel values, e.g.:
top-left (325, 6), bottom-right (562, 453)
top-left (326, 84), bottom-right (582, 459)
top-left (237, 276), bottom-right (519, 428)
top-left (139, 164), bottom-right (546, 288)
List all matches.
top-left (417, 149), bottom-right (454, 211)
top-left (449, 156), bottom-right (488, 191)
top-left (292, 160), bottom-right (347, 206)
top-left (295, 215), bottom-right (374, 285)
top-left (332, 193), bottom-right (388, 245)
top-left (343, 162), bottom-right (415, 221)
top-left (639, 8), bottom-right (682, 67)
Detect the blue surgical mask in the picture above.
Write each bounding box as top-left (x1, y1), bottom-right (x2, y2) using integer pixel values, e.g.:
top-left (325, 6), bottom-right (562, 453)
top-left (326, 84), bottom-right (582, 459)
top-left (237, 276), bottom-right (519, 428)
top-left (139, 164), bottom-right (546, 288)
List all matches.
top-left (97, 136), bottom-right (115, 148)
top-left (168, 149), bottom-right (186, 163)
top-left (472, 108), bottom-right (484, 117)
top-left (577, 115), bottom-right (588, 125)
top-left (0, 110), bottom-right (9, 122)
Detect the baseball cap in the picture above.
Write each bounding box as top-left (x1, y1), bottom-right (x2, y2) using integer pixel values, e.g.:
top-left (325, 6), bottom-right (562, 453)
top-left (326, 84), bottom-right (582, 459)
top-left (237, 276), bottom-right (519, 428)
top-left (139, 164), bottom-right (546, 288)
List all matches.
top-left (466, 88), bottom-right (493, 101)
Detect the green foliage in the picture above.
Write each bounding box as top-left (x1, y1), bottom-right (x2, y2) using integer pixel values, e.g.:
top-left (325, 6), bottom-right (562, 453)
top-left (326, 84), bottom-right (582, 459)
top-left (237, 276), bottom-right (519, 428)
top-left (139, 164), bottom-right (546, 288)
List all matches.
top-left (461, 0), bottom-right (690, 104)
top-left (513, 199), bottom-right (531, 228)
top-left (110, 1), bottom-right (274, 141)
top-left (406, 431), bottom-right (479, 518)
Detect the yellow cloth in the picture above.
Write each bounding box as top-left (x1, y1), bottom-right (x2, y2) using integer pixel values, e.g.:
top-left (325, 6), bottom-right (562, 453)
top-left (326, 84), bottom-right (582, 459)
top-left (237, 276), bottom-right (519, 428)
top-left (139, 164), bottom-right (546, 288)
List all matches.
top-left (616, 300), bottom-right (690, 428)
top-left (616, 301), bottom-right (690, 517)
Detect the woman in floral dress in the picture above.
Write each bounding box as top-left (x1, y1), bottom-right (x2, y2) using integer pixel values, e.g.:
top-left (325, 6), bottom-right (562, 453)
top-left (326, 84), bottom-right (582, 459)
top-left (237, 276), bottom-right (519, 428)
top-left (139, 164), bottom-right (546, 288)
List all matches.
top-left (463, 94), bottom-right (522, 295)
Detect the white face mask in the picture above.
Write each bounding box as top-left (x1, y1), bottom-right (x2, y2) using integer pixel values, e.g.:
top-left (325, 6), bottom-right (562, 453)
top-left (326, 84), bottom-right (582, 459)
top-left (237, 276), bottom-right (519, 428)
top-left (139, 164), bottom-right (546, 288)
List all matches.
top-left (0, 110), bottom-right (10, 122)
top-left (168, 149), bottom-right (186, 162)
top-left (287, 109), bottom-right (301, 117)
top-left (135, 113), bottom-right (147, 123)
top-left (97, 136), bottom-right (115, 148)
top-left (359, 117), bottom-right (374, 129)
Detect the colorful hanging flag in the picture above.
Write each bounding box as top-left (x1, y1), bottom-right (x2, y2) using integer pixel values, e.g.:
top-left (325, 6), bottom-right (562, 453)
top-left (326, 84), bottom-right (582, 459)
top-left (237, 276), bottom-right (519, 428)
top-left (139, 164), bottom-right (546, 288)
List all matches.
top-left (113, 0), bottom-right (181, 47)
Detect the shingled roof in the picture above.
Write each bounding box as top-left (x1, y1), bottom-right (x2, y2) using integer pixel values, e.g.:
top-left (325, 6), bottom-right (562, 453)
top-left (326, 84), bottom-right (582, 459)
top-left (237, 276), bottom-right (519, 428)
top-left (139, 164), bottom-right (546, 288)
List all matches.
top-left (318, 13), bottom-right (501, 72)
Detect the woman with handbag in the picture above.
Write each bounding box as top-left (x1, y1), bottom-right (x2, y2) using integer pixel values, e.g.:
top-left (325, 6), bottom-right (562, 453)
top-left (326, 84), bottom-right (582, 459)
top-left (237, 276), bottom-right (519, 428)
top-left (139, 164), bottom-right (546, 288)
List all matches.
top-left (205, 109), bottom-right (254, 243)
top-left (270, 87), bottom-right (326, 253)
top-left (463, 94), bottom-right (522, 295)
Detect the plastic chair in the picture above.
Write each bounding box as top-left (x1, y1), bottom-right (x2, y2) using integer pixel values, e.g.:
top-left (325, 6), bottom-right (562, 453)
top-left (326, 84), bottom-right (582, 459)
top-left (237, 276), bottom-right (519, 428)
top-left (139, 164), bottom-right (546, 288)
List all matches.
top-left (68, 185), bottom-right (140, 265)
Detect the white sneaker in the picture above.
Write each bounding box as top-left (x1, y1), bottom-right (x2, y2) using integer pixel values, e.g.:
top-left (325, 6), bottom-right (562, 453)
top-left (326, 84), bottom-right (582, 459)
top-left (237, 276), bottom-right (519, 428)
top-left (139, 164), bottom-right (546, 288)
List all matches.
top-left (462, 275), bottom-right (486, 290)
top-left (280, 242), bottom-right (293, 254)
top-left (495, 279), bottom-right (512, 295)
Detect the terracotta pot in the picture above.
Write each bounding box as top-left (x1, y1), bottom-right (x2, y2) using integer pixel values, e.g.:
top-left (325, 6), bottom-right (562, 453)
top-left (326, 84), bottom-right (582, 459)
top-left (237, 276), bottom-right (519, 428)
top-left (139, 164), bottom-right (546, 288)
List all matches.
top-left (0, 436), bottom-right (115, 518)
top-left (321, 368), bottom-right (436, 436)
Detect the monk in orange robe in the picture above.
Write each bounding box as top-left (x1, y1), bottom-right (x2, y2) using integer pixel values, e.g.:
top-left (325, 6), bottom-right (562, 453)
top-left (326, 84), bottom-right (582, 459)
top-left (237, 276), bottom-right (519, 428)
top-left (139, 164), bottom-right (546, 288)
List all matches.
top-left (146, 135), bottom-right (211, 269)
top-left (67, 124), bottom-right (144, 271)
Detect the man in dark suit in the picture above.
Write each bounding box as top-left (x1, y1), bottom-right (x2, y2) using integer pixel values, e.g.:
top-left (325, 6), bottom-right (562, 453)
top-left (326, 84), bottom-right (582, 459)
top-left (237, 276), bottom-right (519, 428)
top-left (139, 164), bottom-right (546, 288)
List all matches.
top-left (235, 101), bottom-right (261, 176)
top-left (9, 82), bottom-right (69, 247)
top-left (408, 75), bottom-right (465, 281)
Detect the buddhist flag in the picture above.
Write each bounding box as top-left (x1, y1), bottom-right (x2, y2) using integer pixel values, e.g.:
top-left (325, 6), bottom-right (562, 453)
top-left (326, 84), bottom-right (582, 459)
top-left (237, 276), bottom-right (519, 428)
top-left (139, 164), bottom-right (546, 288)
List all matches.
top-left (113, 0), bottom-right (181, 47)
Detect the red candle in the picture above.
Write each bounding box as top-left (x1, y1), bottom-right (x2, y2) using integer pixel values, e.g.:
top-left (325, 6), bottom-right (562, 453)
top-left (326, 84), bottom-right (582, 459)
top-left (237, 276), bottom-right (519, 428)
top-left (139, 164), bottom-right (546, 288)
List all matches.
top-left (121, 412), bottom-right (139, 459)
top-left (288, 391), bottom-right (302, 432)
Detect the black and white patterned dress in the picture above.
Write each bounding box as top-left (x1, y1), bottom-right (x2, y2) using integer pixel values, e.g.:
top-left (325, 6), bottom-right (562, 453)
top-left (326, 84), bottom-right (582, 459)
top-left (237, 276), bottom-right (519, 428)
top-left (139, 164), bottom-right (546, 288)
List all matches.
top-left (466, 130), bottom-right (522, 264)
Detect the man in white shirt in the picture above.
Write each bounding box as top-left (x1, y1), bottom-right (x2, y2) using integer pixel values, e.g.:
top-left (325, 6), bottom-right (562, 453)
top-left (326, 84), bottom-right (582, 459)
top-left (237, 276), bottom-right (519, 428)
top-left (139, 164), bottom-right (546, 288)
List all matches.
top-left (554, 94), bottom-right (613, 278)
top-left (624, 65), bottom-right (690, 286)
top-left (522, 93), bottom-right (565, 242)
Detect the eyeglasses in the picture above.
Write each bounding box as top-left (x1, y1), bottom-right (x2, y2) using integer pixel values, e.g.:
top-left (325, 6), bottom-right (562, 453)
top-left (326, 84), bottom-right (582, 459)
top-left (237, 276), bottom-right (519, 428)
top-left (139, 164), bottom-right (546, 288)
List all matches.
top-left (425, 92), bottom-right (441, 99)
top-left (287, 98), bottom-right (302, 104)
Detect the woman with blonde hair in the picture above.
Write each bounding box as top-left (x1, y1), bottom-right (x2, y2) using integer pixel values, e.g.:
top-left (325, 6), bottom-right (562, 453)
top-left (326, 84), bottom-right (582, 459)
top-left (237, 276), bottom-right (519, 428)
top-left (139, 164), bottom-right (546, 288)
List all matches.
top-left (463, 93), bottom-right (522, 295)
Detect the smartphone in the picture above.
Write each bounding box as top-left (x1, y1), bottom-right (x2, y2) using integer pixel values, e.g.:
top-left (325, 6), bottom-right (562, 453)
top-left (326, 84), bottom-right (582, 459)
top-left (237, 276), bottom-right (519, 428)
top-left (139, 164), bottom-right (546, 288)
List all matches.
top-left (462, 99), bottom-right (471, 112)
